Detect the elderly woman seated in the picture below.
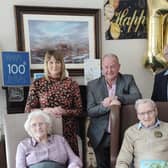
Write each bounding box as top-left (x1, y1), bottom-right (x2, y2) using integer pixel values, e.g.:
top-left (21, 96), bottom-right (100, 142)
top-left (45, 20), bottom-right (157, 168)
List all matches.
top-left (16, 109), bottom-right (83, 168)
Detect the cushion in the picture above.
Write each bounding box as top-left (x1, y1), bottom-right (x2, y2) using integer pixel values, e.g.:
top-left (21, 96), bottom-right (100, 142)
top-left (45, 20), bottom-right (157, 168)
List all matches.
top-left (29, 161), bottom-right (66, 168)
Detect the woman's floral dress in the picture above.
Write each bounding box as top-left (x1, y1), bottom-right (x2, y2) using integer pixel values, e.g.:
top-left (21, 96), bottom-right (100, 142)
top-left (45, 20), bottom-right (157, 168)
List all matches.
top-left (25, 77), bottom-right (82, 155)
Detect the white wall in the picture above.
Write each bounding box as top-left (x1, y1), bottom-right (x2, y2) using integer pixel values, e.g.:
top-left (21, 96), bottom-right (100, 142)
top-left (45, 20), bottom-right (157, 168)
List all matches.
top-left (0, 0), bottom-right (154, 127)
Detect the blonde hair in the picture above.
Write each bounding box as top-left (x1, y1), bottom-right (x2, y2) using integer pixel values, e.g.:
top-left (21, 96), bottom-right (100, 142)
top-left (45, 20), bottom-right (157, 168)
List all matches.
top-left (24, 109), bottom-right (52, 138)
top-left (44, 50), bottom-right (66, 81)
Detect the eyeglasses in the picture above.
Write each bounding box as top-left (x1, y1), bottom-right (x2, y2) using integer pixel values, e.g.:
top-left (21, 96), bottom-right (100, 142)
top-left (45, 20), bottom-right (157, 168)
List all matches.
top-left (31, 122), bottom-right (46, 128)
top-left (137, 110), bottom-right (155, 117)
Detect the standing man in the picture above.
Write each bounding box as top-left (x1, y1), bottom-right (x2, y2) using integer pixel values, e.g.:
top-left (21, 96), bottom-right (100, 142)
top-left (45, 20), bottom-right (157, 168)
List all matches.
top-left (116, 98), bottom-right (168, 168)
top-left (151, 44), bottom-right (168, 101)
top-left (87, 53), bottom-right (142, 168)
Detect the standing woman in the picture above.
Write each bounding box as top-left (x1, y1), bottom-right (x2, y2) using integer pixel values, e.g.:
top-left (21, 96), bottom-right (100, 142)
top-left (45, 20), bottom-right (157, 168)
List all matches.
top-left (25, 50), bottom-right (82, 155)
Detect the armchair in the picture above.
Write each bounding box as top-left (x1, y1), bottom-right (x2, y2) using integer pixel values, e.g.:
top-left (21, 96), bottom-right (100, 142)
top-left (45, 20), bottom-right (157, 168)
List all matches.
top-left (120, 102), bottom-right (168, 146)
top-left (110, 105), bottom-right (121, 167)
top-left (110, 102), bottom-right (168, 168)
top-left (3, 113), bottom-right (63, 168)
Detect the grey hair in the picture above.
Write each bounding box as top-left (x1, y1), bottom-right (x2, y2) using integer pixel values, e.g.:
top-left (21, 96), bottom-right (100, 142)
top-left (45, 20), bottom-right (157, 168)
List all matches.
top-left (135, 98), bottom-right (156, 112)
top-left (24, 109), bottom-right (52, 138)
top-left (102, 53), bottom-right (120, 64)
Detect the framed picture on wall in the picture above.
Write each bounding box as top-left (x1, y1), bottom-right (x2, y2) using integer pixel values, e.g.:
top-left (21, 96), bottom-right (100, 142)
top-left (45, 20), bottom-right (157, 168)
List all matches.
top-left (15, 5), bottom-right (101, 76)
top-left (7, 87), bottom-right (24, 102)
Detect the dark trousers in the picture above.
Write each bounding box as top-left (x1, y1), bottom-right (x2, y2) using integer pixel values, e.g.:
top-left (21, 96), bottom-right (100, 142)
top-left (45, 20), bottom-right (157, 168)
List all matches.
top-left (94, 132), bottom-right (110, 168)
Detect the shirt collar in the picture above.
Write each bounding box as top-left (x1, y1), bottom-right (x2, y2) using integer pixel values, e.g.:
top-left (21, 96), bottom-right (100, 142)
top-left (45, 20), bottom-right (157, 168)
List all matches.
top-left (163, 70), bottom-right (168, 76)
top-left (31, 134), bottom-right (52, 146)
top-left (137, 119), bottom-right (160, 130)
top-left (105, 79), bottom-right (116, 88)
top-left (31, 137), bottom-right (38, 146)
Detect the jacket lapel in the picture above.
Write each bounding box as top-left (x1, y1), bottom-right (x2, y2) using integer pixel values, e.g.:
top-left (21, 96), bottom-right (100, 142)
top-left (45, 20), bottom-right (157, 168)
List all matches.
top-left (115, 74), bottom-right (123, 95)
top-left (101, 76), bottom-right (109, 97)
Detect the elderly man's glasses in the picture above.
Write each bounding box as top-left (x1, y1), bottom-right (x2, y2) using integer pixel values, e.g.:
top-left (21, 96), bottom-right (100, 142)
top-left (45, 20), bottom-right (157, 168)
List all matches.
top-left (137, 110), bottom-right (155, 117)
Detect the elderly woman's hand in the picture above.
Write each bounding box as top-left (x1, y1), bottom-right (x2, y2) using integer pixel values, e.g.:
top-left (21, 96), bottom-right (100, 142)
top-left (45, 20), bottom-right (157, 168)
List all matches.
top-left (68, 162), bottom-right (81, 168)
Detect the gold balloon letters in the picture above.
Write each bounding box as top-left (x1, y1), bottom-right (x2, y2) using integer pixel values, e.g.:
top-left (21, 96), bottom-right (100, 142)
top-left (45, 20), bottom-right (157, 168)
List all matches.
top-left (144, 0), bottom-right (168, 73)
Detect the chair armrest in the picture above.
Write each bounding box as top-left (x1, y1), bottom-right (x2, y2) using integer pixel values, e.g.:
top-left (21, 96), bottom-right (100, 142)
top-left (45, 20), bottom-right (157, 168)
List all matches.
top-left (110, 105), bottom-right (121, 167)
top-left (77, 135), bottom-right (83, 160)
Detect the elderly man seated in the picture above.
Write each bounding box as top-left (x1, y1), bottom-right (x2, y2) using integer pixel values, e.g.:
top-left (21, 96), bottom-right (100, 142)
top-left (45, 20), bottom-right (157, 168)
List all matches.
top-left (16, 109), bottom-right (82, 168)
top-left (115, 98), bottom-right (168, 168)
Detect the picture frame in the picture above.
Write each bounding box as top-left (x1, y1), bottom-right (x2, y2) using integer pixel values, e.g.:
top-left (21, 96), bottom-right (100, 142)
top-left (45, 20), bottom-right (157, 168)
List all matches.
top-left (7, 87), bottom-right (24, 102)
top-left (15, 5), bottom-right (101, 76)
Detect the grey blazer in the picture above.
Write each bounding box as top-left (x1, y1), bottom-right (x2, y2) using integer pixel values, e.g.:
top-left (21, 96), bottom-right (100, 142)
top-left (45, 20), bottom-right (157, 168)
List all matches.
top-left (87, 73), bottom-right (142, 149)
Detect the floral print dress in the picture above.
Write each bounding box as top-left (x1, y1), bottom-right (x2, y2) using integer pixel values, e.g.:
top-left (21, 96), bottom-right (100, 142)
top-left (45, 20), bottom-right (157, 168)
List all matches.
top-left (25, 77), bottom-right (82, 155)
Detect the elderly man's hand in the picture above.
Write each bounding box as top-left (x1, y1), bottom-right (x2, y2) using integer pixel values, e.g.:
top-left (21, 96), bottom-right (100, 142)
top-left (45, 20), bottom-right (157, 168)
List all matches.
top-left (102, 96), bottom-right (121, 107)
top-left (110, 96), bottom-right (121, 106)
top-left (102, 97), bottom-right (113, 107)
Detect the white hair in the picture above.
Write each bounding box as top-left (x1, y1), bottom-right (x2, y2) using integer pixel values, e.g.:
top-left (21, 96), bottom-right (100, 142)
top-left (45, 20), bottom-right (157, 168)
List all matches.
top-left (102, 53), bottom-right (120, 64)
top-left (135, 98), bottom-right (156, 112)
top-left (24, 109), bottom-right (52, 137)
